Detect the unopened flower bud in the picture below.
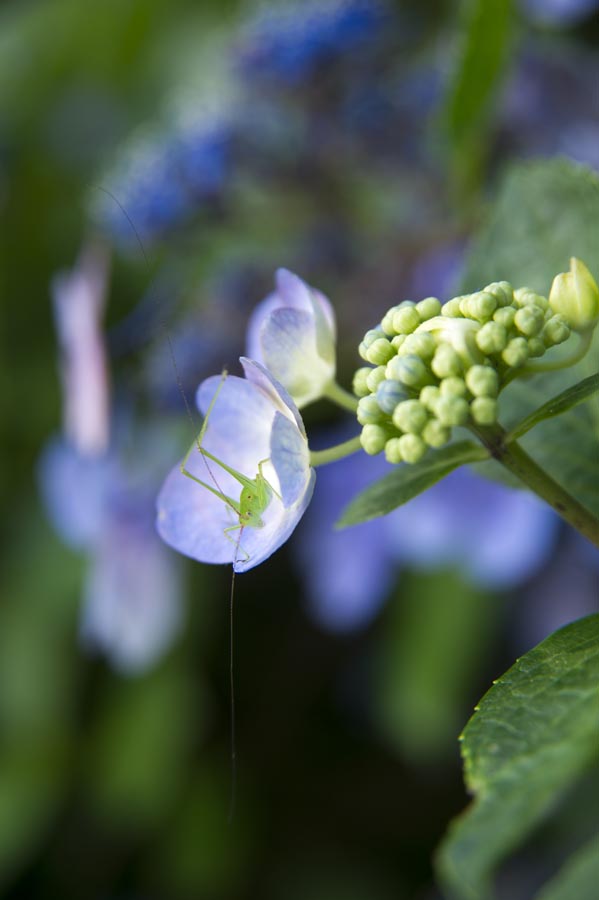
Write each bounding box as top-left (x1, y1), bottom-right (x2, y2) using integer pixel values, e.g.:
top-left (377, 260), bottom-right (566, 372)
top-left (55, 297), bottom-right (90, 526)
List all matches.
top-left (392, 399), bottom-right (428, 434)
top-left (514, 288), bottom-right (548, 311)
top-left (353, 367), bottom-right (373, 397)
top-left (366, 365), bottom-right (388, 393)
top-left (440, 376), bottom-right (467, 398)
top-left (381, 305), bottom-right (402, 336)
top-left (527, 337), bottom-right (545, 358)
top-left (431, 344), bottom-right (462, 378)
top-left (476, 321), bottom-right (508, 354)
top-left (392, 304), bottom-right (421, 334)
top-left (398, 433), bottom-right (427, 464)
top-left (366, 337), bottom-right (395, 366)
top-left (493, 307), bottom-right (516, 329)
top-left (442, 297), bottom-right (464, 317)
top-left (502, 336), bottom-right (529, 368)
top-left (357, 395), bottom-right (384, 425)
top-left (548, 257), bottom-right (599, 332)
top-left (422, 419), bottom-right (451, 448)
top-left (385, 437), bottom-right (403, 464)
top-left (418, 316), bottom-right (483, 367)
top-left (416, 297), bottom-right (442, 320)
top-left (391, 334), bottom-right (406, 350)
top-left (386, 354), bottom-right (432, 388)
top-left (465, 365), bottom-right (499, 397)
top-left (376, 379), bottom-right (409, 414)
top-left (419, 384), bottom-right (441, 413)
top-left (359, 328), bottom-right (385, 360)
top-left (461, 291), bottom-right (497, 322)
top-left (484, 281), bottom-right (513, 307)
top-left (470, 396), bottom-right (498, 425)
top-left (514, 306), bottom-right (545, 337)
top-left (542, 315), bottom-right (570, 347)
top-left (435, 396), bottom-right (470, 426)
top-left (399, 332), bottom-right (436, 360)
top-left (360, 424), bottom-right (388, 455)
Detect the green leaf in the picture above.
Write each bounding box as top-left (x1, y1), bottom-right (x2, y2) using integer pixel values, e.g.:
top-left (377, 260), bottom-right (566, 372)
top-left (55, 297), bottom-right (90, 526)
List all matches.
top-left (507, 373), bottom-right (599, 441)
top-left (443, 0), bottom-right (514, 194)
top-left (533, 836), bottom-right (599, 900)
top-left (437, 614), bottom-right (599, 900)
top-left (462, 159), bottom-right (599, 516)
top-left (337, 441), bottom-right (489, 528)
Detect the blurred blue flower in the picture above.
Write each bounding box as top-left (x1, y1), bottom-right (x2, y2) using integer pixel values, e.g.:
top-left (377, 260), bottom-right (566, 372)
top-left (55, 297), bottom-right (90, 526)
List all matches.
top-left (295, 429), bottom-right (558, 632)
top-left (40, 245), bottom-right (184, 673)
top-left (519, 0), bottom-right (599, 27)
top-left (236, 0), bottom-right (389, 85)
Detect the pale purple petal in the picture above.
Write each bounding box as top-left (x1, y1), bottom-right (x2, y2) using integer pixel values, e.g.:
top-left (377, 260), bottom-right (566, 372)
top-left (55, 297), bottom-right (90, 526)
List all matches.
top-left (241, 357), bottom-right (306, 434)
top-left (270, 411), bottom-right (312, 506)
top-left (82, 510), bottom-right (183, 674)
top-left (259, 307), bottom-right (334, 406)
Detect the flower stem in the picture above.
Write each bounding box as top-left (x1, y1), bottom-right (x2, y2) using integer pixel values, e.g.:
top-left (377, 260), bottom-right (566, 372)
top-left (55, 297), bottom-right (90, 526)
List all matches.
top-left (309, 435), bottom-right (363, 468)
top-left (470, 422), bottom-right (599, 546)
top-left (523, 330), bottom-right (593, 374)
top-left (323, 380), bottom-right (359, 412)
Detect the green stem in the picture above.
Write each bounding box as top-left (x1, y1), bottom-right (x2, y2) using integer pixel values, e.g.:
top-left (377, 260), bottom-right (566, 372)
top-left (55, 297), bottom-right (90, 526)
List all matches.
top-left (310, 435), bottom-right (363, 468)
top-left (470, 422), bottom-right (599, 546)
top-left (323, 380), bottom-right (359, 413)
top-left (522, 329), bottom-right (593, 375)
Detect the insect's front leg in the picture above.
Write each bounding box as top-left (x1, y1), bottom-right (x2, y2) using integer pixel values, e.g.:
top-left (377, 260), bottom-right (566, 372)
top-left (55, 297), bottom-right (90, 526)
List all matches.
top-left (256, 458), bottom-right (282, 502)
top-left (223, 524), bottom-right (250, 562)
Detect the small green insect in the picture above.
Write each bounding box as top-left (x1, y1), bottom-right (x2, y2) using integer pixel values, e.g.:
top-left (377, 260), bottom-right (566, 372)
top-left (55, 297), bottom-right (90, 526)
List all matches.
top-left (179, 369), bottom-right (280, 562)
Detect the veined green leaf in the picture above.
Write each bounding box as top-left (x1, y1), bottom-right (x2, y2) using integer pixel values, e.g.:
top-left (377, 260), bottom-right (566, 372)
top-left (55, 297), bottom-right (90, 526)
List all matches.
top-left (507, 373), bottom-right (599, 442)
top-left (437, 615), bottom-right (599, 900)
top-left (337, 442), bottom-right (489, 528)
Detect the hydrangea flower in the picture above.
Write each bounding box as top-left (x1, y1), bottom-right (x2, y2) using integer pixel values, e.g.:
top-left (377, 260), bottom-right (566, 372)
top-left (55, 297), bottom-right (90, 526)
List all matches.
top-left (157, 358), bottom-right (315, 573)
top-left (40, 245), bottom-right (183, 674)
top-left (245, 268), bottom-right (337, 408)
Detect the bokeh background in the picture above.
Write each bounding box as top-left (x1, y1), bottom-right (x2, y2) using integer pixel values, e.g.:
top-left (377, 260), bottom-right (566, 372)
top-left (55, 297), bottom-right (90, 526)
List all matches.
top-left (1, 1), bottom-right (598, 898)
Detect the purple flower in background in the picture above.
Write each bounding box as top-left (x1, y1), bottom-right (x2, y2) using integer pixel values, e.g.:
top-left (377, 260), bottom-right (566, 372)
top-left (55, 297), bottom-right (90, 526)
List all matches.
top-left (39, 245), bottom-right (183, 673)
top-left (519, 0), bottom-right (599, 27)
top-left (236, 0), bottom-right (389, 85)
top-left (157, 359), bottom-right (315, 573)
top-left (295, 428), bottom-right (558, 633)
top-left (246, 269), bottom-right (337, 408)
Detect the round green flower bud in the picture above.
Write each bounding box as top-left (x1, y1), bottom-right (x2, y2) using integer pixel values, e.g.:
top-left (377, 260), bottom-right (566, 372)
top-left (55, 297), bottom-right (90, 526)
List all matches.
top-left (381, 305), bottom-right (402, 336)
top-left (376, 379), bottom-right (409, 414)
top-left (419, 385), bottom-right (441, 413)
top-left (484, 281), bottom-right (513, 307)
top-left (392, 305), bottom-right (421, 335)
top-left (391, 334), bottom-right (406, 350)
top-left (435, 396), bottom-right (469, 427)
top-left (398, 433), bottom-right (427, 464)
top-left (441, 297), bottom-right (463, 318)
top-left (461, 291), bottom-right (497, 322)
top-left (359, 328), bottom-right (385, 361)
top-left (352, 367), bottom-right (373, 398)
top-left (440, 376), bottom-right (467, 398)
top-left (399, 332), bottom-right (437, 361)
top-left (514, 288), bottom-right (549, 312)
top-left (360, 424), bottom-right (388, 455)
top-left (431, 343), bottom-right (462, 378)
top-left (548, 257), bottom-right (599, 332)
top-left (392, 399), bottom-right (428, 434)
top-left (366, 365), bottom-right (388, 393)
top-left (514, 305), bottom-right (545, 337)
top-left (493, 307), bottom-right (516, 329)
top-left (542, 315), bottom-right (571, 347)
top-left (366, 337), bottom-right (396, 366)
top-left (470, 396), bottom-right (498, 425)
top-left (502, 336), bottom-right (529, 368)
top-left (357, 395), bottom-right (385, 425)
top-left (416, 297), bottom-right (442, 320)
top-left (422, 419), bottom-right (451, 448)
top-left (465, 365), bottom-right (499, 398)
top-left (527, 337), bottom-right (546, 358)
top-left (386, 353), bottom-right (432, 388)
top-left (385, 437), bottom-right (403, 464)
top-left (476, 321), bottom-right (508, 354)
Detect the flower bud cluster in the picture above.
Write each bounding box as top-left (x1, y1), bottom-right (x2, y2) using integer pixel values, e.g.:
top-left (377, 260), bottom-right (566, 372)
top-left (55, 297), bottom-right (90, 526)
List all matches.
top-left (353, 281), bottom-right (572, 464)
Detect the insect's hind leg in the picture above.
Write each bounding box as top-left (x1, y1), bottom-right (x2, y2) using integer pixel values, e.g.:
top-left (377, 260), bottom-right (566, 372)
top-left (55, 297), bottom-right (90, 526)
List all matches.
top-left (223, 524), bottom-right (250, 563)
top-left (195, 368), bottom-right (229, 454)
